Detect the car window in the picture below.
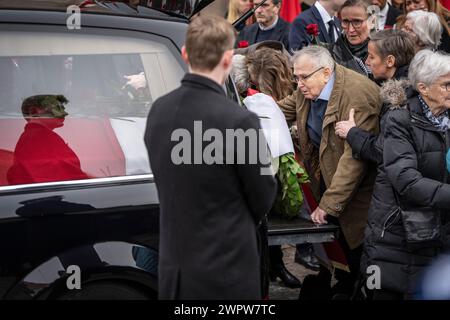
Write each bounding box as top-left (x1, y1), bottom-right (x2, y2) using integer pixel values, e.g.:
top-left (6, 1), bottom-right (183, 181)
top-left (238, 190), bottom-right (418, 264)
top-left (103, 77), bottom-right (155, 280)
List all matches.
top-left (0, 30), bottom-right (185, 186)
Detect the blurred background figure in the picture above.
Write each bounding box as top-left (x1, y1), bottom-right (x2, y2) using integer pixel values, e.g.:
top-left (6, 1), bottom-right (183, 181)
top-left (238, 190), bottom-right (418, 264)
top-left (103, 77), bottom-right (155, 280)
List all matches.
top-left (392, 0), bottom-right (406, 10)
top-left (402, 10), bottom-right (444, 51)
top-left (370, 0), bottom-right (401, 30)
top-left (226, 0), bottom-right (254, 31)
top-left (404, 0), bottom-right (431, 12)
top-left (396, 0), bottom-right (450, 52)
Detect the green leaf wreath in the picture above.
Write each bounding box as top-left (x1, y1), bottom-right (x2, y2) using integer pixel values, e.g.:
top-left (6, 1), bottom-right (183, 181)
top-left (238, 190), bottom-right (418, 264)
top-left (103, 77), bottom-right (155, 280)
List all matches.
top-left (274, 153), bottom-right (309, 219)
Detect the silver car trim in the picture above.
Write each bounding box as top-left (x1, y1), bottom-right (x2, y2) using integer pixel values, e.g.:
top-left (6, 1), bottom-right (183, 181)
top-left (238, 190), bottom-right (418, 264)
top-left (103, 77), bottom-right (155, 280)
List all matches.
top-left (0, 174), bottom-right (155, 193)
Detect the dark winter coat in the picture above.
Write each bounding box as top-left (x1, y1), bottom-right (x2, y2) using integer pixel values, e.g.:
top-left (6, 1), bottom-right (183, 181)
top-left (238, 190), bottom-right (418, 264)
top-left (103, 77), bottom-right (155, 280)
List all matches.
top-left (346, 65), bottom-right (409, 164)
top-left (362, 81), bottom-right (450, 296)
top-left (144, 73), bottom-right (277, 299)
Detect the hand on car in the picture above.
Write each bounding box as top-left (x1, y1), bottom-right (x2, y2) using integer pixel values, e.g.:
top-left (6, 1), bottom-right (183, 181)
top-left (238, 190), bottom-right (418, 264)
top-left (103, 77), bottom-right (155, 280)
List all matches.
top-left (335, 108), bottom-right (356, 139)
top-left (311, 207), bottom-right (327, 225)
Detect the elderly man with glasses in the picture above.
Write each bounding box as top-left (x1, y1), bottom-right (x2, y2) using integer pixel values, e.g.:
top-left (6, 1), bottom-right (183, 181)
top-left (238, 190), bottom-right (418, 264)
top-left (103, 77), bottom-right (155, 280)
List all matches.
top-left (277, 45), bottom-right (382, 298)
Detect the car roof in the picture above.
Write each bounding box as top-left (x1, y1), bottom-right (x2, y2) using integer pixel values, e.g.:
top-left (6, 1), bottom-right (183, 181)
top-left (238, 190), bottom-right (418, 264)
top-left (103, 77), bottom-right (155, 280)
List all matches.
top-left (0, 0), bottom-right (215, 20)
top-left (0, 1), bottom-right (192, 49)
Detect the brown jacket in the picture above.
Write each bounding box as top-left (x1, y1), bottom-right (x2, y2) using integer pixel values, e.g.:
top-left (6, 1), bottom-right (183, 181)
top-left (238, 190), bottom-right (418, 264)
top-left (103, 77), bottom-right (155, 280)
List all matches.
top-left (278, 64), bottom-right (382, 249)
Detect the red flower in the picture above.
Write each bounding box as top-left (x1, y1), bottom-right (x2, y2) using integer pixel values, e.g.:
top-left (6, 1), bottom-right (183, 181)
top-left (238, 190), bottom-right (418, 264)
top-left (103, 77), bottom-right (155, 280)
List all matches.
top-left (238, 40), bottom-right (249, 48)
top-left (306, 24), bottom-right (319, 37)
top-left (246, 88), bottom-right (260, 96)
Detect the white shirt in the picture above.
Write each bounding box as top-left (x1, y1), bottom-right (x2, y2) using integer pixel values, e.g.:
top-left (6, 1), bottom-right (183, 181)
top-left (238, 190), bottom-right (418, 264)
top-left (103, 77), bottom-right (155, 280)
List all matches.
top-left (259, 15), bottom-right (278, 31)
top-left (315, 1), bottom-right (339, 42)
top-left (377, 4), bottom-right (389, 31)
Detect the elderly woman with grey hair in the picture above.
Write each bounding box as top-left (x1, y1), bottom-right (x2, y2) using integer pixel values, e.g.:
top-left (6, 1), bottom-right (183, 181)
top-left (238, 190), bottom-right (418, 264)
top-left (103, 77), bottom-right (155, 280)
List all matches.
top-left (402, 10), bottom-right (443, 51)
top-left (231, 54), bottom-right (250, 97)
top-left (362, 50), bottom-right (450, 300)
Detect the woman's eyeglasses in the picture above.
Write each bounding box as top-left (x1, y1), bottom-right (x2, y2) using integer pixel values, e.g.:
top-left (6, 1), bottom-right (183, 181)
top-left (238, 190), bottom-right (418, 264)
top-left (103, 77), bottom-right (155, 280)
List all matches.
top-left (341, 19), bottom-right (366, 29)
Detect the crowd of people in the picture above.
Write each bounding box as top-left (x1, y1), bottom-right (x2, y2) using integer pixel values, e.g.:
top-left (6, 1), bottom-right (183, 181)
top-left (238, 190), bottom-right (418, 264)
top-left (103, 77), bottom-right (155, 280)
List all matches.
top-left (232, 0), bottom-right (449, 54)
top-left (146, 0), bottom-right (450, 301)
top-left (228, 0), bottom-right (450, 300)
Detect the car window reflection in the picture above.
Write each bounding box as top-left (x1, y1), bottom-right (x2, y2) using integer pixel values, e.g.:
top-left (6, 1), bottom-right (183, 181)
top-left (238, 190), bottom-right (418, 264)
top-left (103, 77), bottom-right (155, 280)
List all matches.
top-left (7, 95), bottom-right (89, 185)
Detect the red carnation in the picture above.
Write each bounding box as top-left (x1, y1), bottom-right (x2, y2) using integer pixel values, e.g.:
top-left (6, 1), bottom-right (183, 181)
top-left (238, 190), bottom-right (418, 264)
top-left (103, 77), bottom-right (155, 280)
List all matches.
top-left (238, 40), bottom-right (249, 48)
top-left (306, 24), bottom-right (319, 37)
top-left (247, 88), bottom-right (260, 96)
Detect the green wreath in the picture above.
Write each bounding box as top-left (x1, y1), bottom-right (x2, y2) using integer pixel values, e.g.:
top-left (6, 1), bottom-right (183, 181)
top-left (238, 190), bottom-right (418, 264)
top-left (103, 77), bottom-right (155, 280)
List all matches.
top-left (274, 153), bottom-right (309, 219)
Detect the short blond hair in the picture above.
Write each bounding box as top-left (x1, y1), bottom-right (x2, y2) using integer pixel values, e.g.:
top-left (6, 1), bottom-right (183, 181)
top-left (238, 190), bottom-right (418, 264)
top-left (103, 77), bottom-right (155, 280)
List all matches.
top-left (186, 15), bottom-right (236, 71)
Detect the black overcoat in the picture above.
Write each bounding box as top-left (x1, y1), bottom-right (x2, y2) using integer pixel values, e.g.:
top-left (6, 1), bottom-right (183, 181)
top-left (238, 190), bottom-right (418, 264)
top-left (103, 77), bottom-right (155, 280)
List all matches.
top-left (362, 83), bottom-right (450, 296)
top-left (144, 73), bottom-right (277, 299)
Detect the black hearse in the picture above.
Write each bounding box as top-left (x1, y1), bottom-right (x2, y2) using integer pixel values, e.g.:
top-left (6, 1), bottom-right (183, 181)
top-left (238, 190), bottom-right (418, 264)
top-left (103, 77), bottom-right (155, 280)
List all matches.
top-left (0, 0), bottom-right (337, 299)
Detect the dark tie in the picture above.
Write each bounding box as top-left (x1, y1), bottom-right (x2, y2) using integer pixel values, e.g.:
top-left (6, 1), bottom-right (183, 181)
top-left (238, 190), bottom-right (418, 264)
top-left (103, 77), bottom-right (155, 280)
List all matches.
top-left (328, 19), bottom-right (336, 43)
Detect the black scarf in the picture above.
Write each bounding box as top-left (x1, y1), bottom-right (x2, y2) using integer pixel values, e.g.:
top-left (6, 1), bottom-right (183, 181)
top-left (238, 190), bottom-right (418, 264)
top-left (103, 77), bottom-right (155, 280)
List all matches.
top-left (342, 36), bottom-right (369, 62)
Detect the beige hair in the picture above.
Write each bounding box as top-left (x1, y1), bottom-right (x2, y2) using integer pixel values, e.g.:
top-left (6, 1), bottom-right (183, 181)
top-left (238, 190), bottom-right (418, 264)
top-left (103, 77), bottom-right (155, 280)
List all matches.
top-left (186, 15), bottom-right (236, 71)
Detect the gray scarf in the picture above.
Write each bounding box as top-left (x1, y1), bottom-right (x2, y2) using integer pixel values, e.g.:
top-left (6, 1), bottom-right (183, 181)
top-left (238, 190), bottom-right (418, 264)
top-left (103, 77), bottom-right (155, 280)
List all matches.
top-left (418, 95), bottom-right (450, 131)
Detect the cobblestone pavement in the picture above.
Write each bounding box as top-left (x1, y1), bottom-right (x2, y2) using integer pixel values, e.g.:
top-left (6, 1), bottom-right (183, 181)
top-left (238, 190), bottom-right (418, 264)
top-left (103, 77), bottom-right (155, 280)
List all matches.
top-left (268, 244), bottom-right (318, 300)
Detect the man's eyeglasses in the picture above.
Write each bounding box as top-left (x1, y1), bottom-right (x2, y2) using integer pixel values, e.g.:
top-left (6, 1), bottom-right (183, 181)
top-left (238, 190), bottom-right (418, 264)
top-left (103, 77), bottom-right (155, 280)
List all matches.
top-left (341, 19), bottom-right (366, 29)
top-left (440, 82), bottom-right (450, 92)
top-left (294, 67), bottom-right (324, 83)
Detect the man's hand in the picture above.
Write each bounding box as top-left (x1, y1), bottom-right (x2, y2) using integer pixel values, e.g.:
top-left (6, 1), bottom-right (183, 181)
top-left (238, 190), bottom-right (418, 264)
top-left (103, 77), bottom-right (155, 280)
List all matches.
top-left (311, 207), bottom-right (328, 225)
top-left (335, 108), bottom-right (356, 139)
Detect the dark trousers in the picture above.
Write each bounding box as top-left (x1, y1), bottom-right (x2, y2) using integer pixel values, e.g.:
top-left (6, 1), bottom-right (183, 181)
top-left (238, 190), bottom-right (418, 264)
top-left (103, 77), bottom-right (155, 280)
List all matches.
top-left (269, 245), bottom-right (283, 264)
top-left (324, 215), bottom-right (363, 296)
top-left (258, 217), bottom-right (270, 298)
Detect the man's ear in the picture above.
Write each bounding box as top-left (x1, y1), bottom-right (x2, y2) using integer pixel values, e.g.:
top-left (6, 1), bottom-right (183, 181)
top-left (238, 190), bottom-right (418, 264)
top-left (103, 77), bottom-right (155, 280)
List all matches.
top-left (323, 67), bottom-right (332, 81)
top-left (222, 49), bottom-right (234, 70)
top-left (181, 46), bottom-right (189, 65)
top-left (386, 55), bottom-right (396, 68)
top-left (417, 82), bottom-right (429, 97)
top-left (274, 3), bottom-right (281, 15)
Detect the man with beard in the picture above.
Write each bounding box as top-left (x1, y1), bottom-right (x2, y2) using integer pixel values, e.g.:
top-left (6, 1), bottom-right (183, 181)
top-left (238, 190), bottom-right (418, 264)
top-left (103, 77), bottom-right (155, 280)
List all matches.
top-left (236, 0), bottom-right (290, 50)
